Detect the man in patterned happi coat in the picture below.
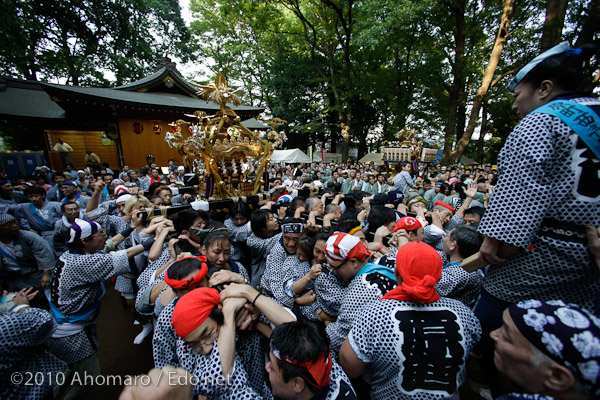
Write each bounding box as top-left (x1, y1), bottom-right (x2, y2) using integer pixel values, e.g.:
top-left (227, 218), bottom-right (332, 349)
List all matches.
top-left (475, 42), bottom-right (600, 350)
top-left (323, 232), bottom-right (397, 355)
top-left (339, 241), bottom-right (481, 400)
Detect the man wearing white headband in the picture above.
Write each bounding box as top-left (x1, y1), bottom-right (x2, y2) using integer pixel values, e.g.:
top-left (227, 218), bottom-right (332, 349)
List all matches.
top-left (323, 232), bottom-right (398, 354)
top-left (261, 218), bottom-right (305, 308)
top-left (115, 193), bottom-right (133, 217)
top-left (53, 201), bottom-right (82, 256)
top-left (45, 217), bottom-right (153, 398)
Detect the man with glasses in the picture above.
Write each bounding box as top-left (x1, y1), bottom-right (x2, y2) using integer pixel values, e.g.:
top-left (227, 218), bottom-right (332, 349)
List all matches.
top-left (46, 218), bottom-right (154, 399)
top-left (323, 232), bottom-right (397, 354)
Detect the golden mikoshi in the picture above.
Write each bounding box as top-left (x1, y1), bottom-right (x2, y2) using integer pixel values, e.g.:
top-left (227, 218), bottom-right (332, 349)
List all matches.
top-left (165, 72), bottom-right (286, 198)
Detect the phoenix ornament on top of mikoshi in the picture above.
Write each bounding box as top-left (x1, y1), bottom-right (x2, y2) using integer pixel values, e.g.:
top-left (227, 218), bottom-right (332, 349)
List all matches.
top-left (165, 73), bottom-right (286, 198)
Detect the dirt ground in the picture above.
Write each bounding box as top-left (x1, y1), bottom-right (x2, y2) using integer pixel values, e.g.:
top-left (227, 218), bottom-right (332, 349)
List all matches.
top-left (68, 281), bottom-right (492, 400)
top-left (85, 281), bottom-right (155, 399)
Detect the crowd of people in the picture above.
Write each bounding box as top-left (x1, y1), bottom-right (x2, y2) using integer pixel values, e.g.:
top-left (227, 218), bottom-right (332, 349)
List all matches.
top-left (1, 43), bottom-right (599, 400)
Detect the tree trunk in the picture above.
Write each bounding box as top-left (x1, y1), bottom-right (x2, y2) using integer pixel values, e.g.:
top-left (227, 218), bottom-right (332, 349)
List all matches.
top-left (456, 82), bottom-right (469, 143)
top-left (575, 0), bottom-right (600, 91)
top-left (478, 100), bottom-right (488, 163)
top-left (393, 47), bottom-right (407, 129)
top-left (451, 0), bottom-right (515, 163)
top-left (540, 0), bottom-right (569, 52)
top-left (319, 0), bottom-right (354, 163)
top-left (326, 50), bottom-right (350, 161)
top-left (575, 0), bottom-right (600, 47)
top-left (442, 0), bottom-right (466, 164)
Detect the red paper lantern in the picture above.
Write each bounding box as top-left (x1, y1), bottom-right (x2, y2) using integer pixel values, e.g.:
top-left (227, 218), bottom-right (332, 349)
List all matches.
top-left (133, 122), bottom-right (143, 134)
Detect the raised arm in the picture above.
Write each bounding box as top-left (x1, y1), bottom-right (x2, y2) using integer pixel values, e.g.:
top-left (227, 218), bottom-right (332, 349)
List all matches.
top-left (220, 283), bottom-right (296, 327)
top-left (86, 178), bottom-right (104, 213)
top-left (291, 263), bottom-right (322, 295)
top-left (455, 182), bottom-right (477, 219)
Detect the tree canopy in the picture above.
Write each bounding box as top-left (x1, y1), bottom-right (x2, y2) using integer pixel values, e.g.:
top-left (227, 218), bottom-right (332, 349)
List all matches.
top-left (0, 0), bottom-right (192, 86)
top-left (0, 0), bottom-right (597, 162)
top-left (187, 0), bottom-right (598, 162)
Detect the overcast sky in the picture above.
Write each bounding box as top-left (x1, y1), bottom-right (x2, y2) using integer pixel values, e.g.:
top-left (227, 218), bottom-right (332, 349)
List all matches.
top-left (179, 0), bottom-right (193, 25)
top-left (175, 0), bottom-right (209, 80)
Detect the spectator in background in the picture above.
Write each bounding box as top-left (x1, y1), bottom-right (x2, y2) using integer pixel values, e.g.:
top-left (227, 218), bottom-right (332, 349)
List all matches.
top-left (46, 172), bottom-right (66, 202)
top-left (52, 137), bottom-right (74, 169)
top-left (0, 214), bottom-right (54, 291)
top-left (65, 164), bottom-right (78, 178)
top-left (149, 168), bottom-right (163, 185)
top-left (0, 180), bottom-right (26, 205)
top-left (85, 150), bottom-right (102, 171)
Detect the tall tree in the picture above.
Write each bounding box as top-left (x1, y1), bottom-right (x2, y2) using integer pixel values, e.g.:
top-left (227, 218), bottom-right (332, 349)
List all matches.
top-left (450, 0), bottom-right (516, 163)
top-left (355, 0), bottom-right (444, 139)
top-left (0, 0), bottom-right (191, 86)
top-left (183, 0), bottom-right (593, 163)
top-left (540, 0), bottom-right (570, 51)
top-left (441, 0), bottom-right (467, 163)
top-left (276, 0), bottom-right (356, 161)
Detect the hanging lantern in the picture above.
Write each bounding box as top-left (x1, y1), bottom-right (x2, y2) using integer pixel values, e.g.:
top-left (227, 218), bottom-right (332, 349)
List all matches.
top-left (133, 122), bottom-right (143, 134)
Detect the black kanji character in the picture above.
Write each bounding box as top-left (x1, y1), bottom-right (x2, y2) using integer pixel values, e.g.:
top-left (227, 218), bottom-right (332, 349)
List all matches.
top-left (395, 309), bottom-right (464, 394)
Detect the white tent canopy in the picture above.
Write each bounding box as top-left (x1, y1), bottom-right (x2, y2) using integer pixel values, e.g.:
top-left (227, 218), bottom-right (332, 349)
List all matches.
top-left (358, 152), bottom-right (383, 165)
top-left (270, 149), bottom-right (312, 164)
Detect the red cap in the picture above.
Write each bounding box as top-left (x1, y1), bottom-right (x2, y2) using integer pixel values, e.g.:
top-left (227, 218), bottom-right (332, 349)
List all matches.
top-left (393, 216), bottom-right (422, 232)
top-left (325, 232), bottom-right (370, 263)
top-left (382, 241), bottom-right (442, 304)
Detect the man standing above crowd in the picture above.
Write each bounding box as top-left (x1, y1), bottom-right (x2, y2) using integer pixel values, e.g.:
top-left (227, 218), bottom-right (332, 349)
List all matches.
top-left (475, 42), bottom-right (600, 347)
top-left (52, 137), bottom-right (74, 169)
top-left (85, 150), bottom-right (102, 170)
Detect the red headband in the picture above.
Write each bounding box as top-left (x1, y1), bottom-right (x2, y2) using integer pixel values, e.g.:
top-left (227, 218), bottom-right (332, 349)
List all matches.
top-left (270, 343), bottom-right (333, 389)
top-left (382, 241), bottom-right (442, 304)
top-left (434, 200), bottom-right (455, 214)
top-left (165, 256), bottom-right (209, 290)
top-left (172, 287), bottom-right (221, 338)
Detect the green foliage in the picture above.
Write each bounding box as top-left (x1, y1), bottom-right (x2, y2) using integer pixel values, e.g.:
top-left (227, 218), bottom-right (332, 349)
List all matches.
top-left (0, 0), bottom-right (191, 86)
top-left (2, 0), bottom-right (595, 161)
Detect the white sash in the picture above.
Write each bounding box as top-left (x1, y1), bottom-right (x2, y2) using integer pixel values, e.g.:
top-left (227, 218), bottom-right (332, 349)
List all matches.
top-left (52, 321), bottom-right (92, 338)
